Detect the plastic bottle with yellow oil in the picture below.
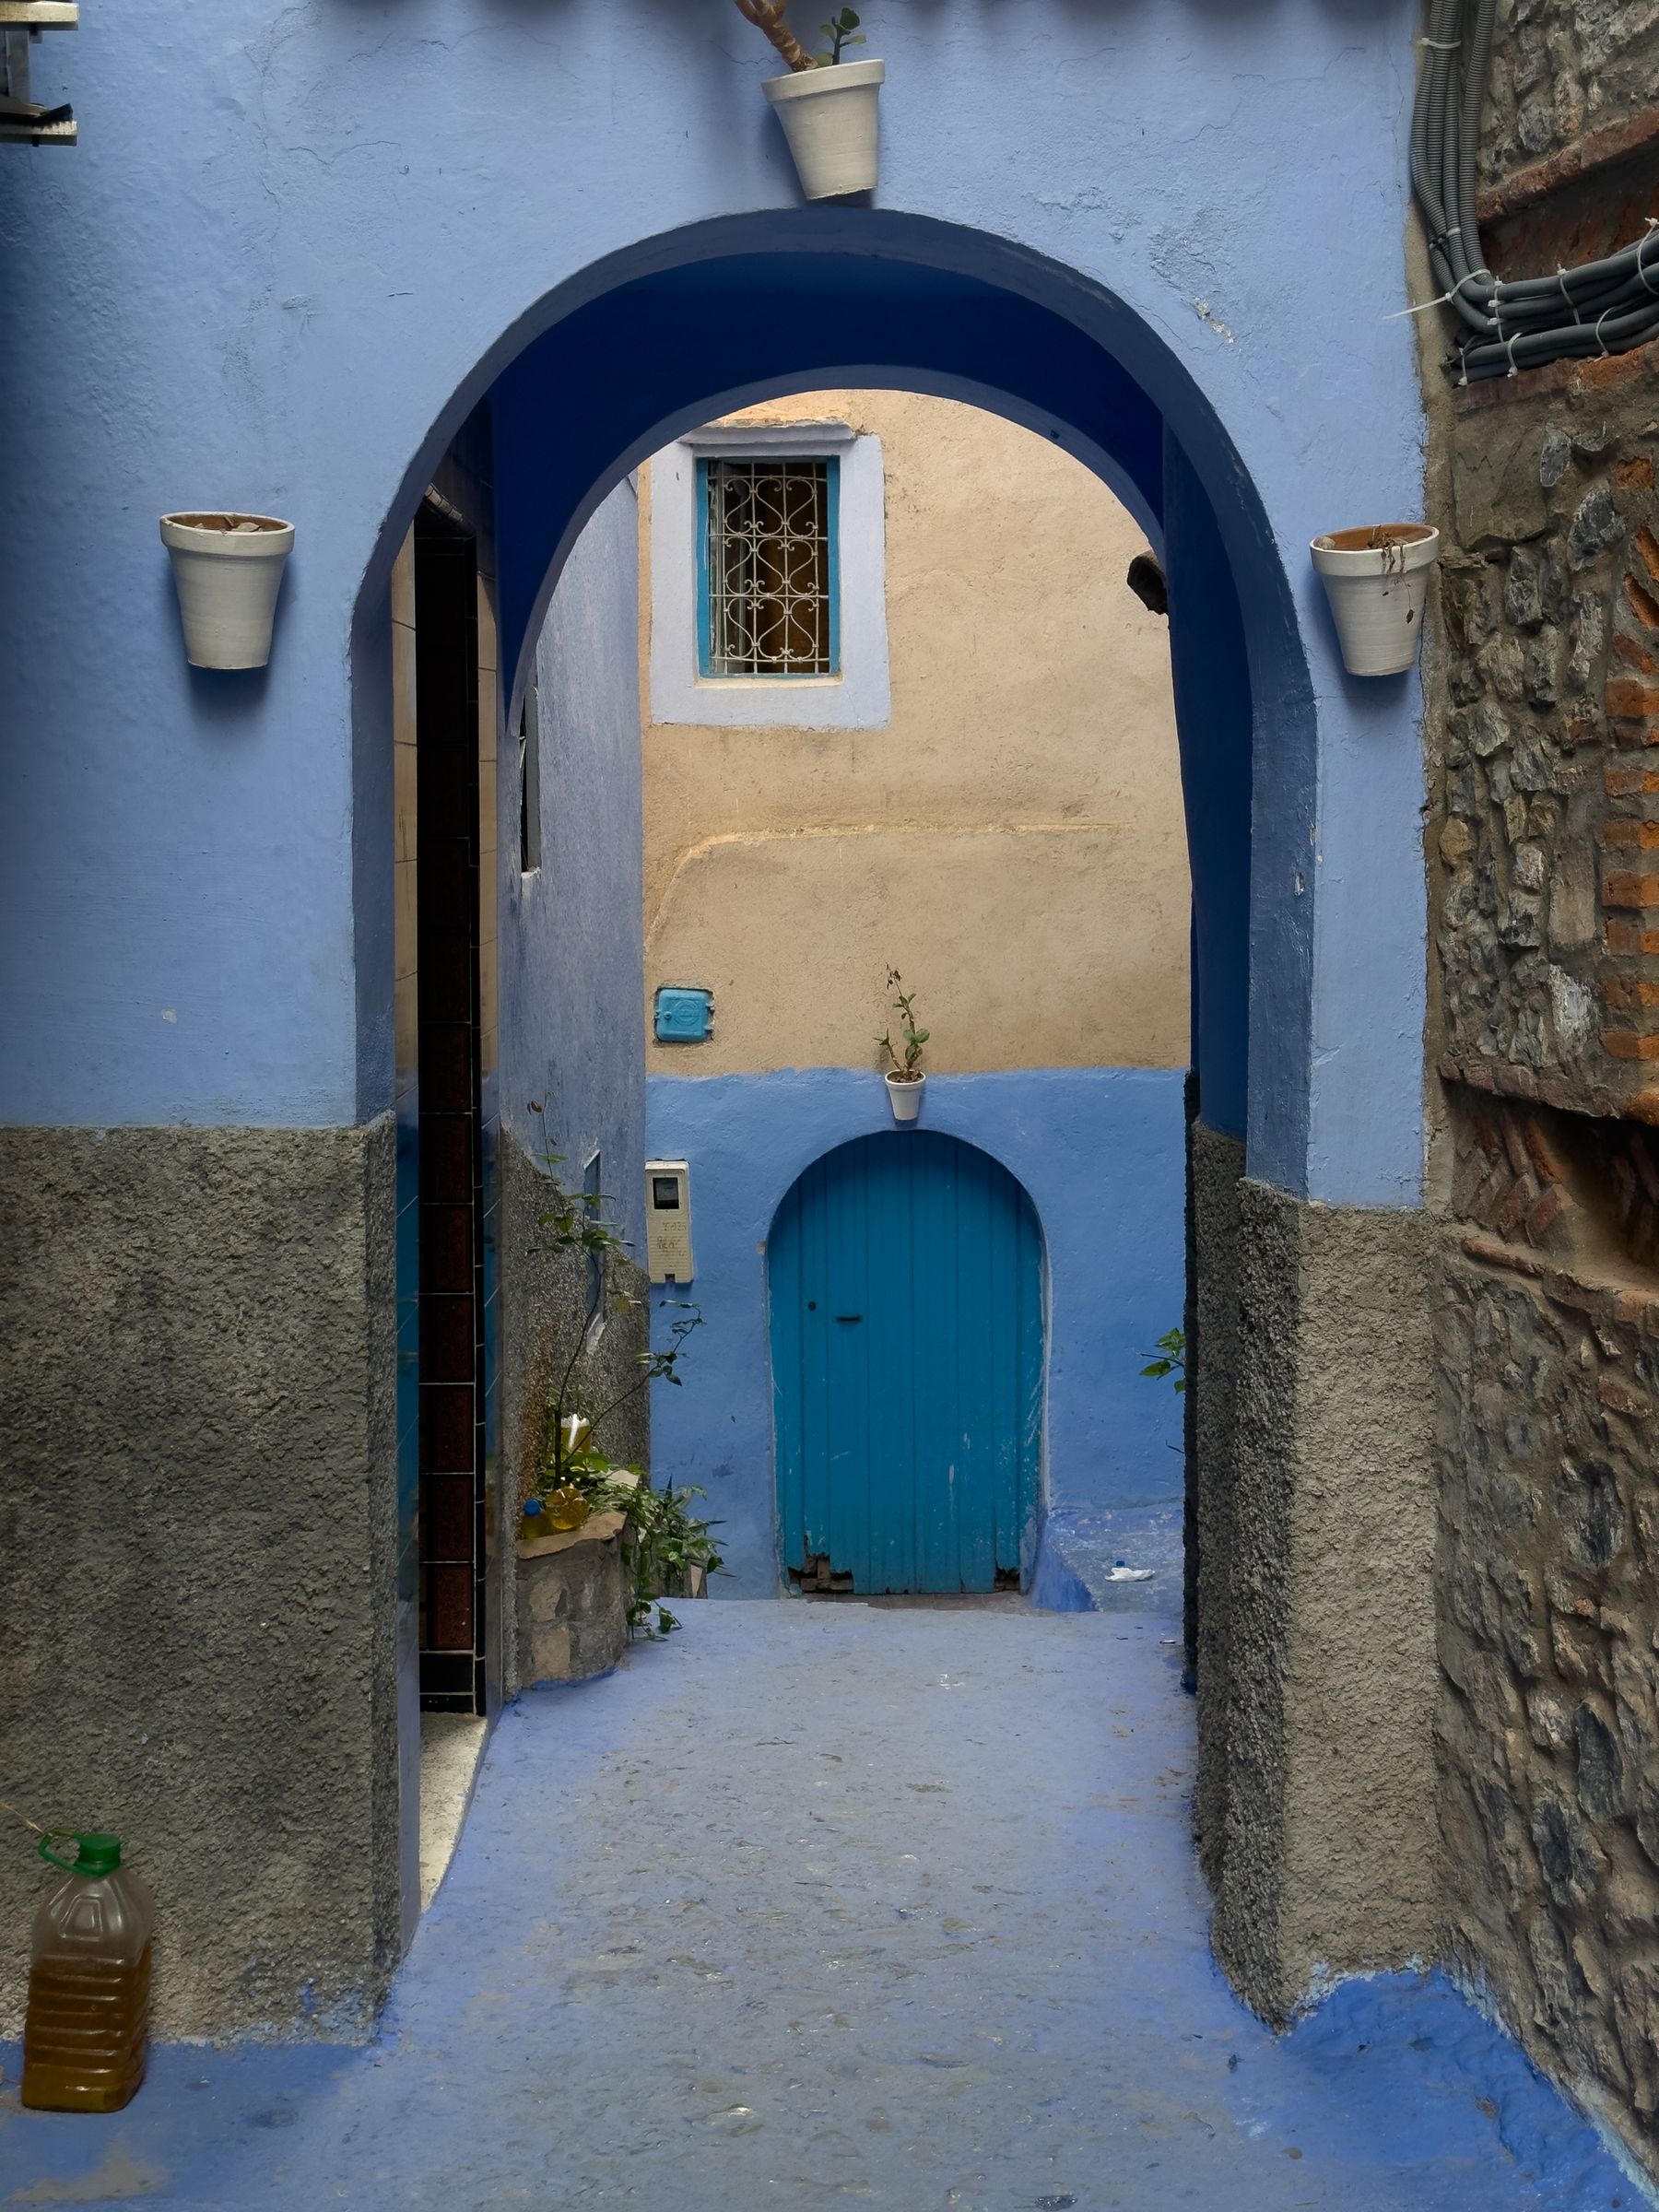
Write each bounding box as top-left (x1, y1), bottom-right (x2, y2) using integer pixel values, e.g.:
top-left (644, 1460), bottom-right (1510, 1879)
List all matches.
top-left (21, 1831), bottom-right (154, 2112)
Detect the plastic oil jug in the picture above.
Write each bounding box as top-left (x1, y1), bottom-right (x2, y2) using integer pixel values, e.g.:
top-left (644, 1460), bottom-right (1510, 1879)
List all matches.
top-left (21, 1831), bottom-right (155, 2112)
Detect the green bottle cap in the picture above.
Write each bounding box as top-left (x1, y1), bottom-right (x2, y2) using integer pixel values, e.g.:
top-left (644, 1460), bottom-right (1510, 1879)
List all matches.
top-left (38, 1831), bottom-right (122, 1877)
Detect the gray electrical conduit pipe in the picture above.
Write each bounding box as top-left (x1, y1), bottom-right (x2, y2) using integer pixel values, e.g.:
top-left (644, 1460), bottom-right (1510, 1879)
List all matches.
top-left (1410, 0), bottom-right (1659, 381)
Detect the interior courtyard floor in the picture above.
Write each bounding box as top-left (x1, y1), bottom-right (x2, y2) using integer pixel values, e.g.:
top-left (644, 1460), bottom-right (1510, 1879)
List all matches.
top-left (0, 1601), bottom-right (1638, 2210)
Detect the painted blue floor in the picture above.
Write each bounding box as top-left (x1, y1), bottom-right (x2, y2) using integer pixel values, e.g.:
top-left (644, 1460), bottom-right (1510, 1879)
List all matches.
top-left (0, 1603), bottom-right (1637, 2210)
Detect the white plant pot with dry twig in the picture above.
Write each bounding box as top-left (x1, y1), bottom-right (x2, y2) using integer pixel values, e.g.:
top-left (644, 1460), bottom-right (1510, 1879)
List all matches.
top-left (764, 58), bottom-right (884, 199)
top-left (1310, 524), bottom-right (1439, 677)
top-left (160, 512), bottom-right (295, 669)
top-left (886, 1071), bottom-right (924, 1124)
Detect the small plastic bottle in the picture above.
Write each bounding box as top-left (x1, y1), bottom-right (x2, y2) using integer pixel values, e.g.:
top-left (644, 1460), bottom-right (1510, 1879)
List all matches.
top-left (21, 1831), bottom-right (155, 2113)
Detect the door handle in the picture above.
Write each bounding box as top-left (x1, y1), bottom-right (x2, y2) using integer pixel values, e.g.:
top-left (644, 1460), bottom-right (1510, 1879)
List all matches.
top-left (834, 1313), bottom-right (864, 1324)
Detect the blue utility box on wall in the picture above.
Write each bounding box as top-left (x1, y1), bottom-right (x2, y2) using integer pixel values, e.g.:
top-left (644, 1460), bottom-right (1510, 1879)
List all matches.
top-left (654, 986), bottom-right (714, 1044)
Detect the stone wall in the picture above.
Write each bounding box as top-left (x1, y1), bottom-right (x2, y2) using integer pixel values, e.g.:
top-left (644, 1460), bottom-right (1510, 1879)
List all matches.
top-left (1436, 367), bottom-right (1659, 1109)
top-left (1478, 0), bottom-right (1659, 192)
top-left (0, 1120), bottom-right (400, 2041)
top-left (1427, 35), bottom-right (1659, 2168)
top-left (1438, 1235), bottom-right (1659, 2156)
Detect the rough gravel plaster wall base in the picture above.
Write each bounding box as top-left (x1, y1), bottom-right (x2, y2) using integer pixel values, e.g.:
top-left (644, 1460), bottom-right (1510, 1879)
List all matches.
top-left (0, 1120), bottom-right (400, 2042)
top-left (496, 1129), bottom-right (647, 1699)
top-left (1211, 1179), bottom-right (1438, 2022)
top-left (1191, 1123), bottom-right (1246, 1895)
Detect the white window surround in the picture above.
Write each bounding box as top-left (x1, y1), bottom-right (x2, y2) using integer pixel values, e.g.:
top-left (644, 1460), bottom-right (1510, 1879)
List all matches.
top-left (648, 419), bottom-right (890, 732)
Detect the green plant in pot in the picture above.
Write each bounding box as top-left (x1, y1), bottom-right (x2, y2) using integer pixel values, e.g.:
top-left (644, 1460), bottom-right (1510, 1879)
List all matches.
top-left (877, 967), bottom-right (928, 1124)
top-left (732, 1), bottom-right (885, 202)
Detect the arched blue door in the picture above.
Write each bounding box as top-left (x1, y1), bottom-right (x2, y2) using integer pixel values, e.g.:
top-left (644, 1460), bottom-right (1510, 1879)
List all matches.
top-left (769, 1133), bottom-right (1043, 1594)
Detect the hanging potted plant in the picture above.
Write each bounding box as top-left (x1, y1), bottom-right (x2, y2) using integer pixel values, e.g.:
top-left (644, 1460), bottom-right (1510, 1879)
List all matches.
top-left (734, 3), bottom-right (884, 202)
top-left (159, 512), bottom-right (295, 670)
top-left (877, 966), bottom-right (927, 1124)
top-left (1310, 524), bottom-right (1439, 678)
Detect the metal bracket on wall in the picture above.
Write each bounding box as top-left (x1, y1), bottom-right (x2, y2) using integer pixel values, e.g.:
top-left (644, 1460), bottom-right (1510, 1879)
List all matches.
top-left (0, 3), bottom-right (77, 145)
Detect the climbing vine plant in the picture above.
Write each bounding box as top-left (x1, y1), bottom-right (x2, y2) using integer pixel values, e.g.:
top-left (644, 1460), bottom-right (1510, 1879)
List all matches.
top-left (524, 1109), bottom-right (723, 1635)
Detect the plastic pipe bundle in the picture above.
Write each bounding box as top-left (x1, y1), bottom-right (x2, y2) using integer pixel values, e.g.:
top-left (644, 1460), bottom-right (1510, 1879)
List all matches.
top-left (1411, 0), bottom-right (1659, 382)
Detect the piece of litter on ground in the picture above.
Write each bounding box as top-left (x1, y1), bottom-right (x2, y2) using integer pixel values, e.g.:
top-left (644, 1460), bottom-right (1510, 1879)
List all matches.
top-left (1106, 1565), bottom-right (1156, 1583)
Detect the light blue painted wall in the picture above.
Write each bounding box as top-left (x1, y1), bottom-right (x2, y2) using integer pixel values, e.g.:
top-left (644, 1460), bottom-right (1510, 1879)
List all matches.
top-left (0, 0), bottom-right (1426, 1206)
top-left (502, 482), bottom-right (646, 1259)
top-left (646, 1069), bottom-right (1186, 1599)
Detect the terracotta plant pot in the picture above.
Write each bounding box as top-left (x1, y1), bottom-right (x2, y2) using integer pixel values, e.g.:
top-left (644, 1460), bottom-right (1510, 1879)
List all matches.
top-left (886, 1070), bottom-right (925, 1124)
top-left (763, 58), bottom-right (884, 200)
top-left (159, 512), bottom-right (294, 669)
top-left (1310, 524), bottom-right (1439, 677)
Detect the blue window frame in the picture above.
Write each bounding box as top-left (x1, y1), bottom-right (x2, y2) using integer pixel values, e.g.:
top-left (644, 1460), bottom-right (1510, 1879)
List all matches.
top-left (697, 454), bottom-right (841, 678)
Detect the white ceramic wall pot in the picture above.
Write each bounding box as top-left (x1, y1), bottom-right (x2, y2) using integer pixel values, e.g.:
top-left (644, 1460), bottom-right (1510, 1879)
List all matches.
top-left (160, 512), bottom-right (295, 669)
top-left (1311, 524), bottom-right (1439, 678)
top-left (763, 58), bottom-right (884, 200)
top-left (886, 1070), bottom-right (924, 1123)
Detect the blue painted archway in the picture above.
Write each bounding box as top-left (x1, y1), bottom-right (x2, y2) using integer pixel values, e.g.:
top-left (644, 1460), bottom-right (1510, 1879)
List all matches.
top-left (769, 1131), bottom-right (1044, 1595)
top-left (359, 211), bottom-right (1282, 1167)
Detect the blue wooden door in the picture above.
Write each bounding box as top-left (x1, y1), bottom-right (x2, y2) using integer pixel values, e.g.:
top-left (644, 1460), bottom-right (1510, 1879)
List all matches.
top-left (769, 1132), bottom-right (1043, 1594)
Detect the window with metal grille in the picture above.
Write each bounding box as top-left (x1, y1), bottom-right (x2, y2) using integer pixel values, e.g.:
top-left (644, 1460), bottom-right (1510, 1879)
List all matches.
top-left (698, 455), bottom-right (840, 677)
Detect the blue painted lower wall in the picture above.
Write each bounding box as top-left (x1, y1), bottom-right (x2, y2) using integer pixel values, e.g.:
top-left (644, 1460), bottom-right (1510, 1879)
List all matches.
top-left (647, 1067), bottom-right (1186, 1598)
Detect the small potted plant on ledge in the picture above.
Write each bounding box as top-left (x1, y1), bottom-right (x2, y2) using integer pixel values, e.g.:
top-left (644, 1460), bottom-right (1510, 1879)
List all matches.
top-left (733, 2), bottom-right (884, 201)
top-left (877, 966), bottom-right (927, 1124)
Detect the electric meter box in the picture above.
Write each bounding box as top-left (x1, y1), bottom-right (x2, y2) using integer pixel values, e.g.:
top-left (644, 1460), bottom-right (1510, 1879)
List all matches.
top-left (646, 1159), bottom-right (693, 1283)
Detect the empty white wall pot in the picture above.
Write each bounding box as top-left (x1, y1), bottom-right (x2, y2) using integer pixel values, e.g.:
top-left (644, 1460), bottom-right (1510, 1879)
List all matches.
top-left (160, 512), bottom-right (295, 669)
top-left (763, 59), bottom-right (884, 201)
top-left (1311, 524), bottom-right (1439, 677)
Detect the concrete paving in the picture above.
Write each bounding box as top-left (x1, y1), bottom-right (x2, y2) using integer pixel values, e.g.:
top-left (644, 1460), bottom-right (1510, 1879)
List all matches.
top-left (0, 1602), bottom-right (1639, 2210)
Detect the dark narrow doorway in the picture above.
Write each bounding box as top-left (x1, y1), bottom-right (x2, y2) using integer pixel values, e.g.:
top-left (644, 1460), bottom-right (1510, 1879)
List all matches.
top-left (415, 496), bottom-right (487, 1714)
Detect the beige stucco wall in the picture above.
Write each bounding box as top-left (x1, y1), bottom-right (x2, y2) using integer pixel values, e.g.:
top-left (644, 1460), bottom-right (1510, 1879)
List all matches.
top-left (641, 390), bottom-right (1189, 1076)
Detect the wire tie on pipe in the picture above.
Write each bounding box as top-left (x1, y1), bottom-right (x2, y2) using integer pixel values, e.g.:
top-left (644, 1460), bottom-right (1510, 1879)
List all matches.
top-left (1385, 289), bottom-right (1457, 321)
top-left (1558, 266), bottom-right (1583, 325)
top-left (1637, 220), bottom-right (1659, 300)
top-left (1388, 264), bottom-right (1499, 324)
top-left (1504, 332), bottom-right (1521, 378)
top-left (1595, 307), bottom-right (1615, 358)
top-left (1416, 36), bottom-right (1463, 48)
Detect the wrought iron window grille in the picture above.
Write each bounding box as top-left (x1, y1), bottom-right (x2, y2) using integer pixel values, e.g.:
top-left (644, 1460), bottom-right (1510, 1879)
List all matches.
top-left (698, 455), bottom-right (840, 678)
